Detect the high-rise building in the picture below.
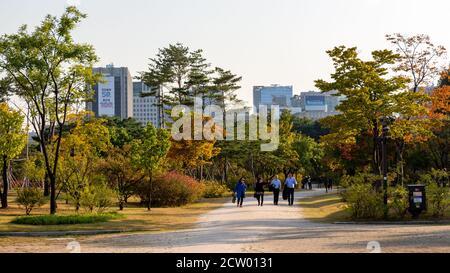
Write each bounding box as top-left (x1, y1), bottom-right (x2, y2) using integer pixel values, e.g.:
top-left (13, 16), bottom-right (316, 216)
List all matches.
top-left (86, 64), bottom-right (133, 119)
top-left (253, 85), bottom-right (293, 113)
top-left (132, 81), bottom-right (160, 127)
top-left (293, 91), bottom-right (345, 120)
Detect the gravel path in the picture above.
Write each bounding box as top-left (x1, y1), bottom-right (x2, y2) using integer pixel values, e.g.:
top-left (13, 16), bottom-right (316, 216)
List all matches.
top-left (2, 189), bottom-right (450, 253)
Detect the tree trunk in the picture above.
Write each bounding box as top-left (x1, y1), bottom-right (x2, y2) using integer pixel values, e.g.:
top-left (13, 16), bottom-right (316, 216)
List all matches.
top-left (43, 173), bottom-right (50, 197)
top-left (1, 156), bottom-right (8, 209)
top-left (372, 120), bottom-right (381, 175)
top-left (148, 172), bottom-right (153, 211)
top-left (49, 173), bottom-right (57, 214)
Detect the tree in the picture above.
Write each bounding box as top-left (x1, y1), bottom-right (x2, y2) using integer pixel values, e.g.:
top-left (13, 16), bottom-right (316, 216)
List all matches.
top-left (99, 144), bottom-right (145, 210)
top-left (0, 7), bottom-right (99, 214)
top-left (0, 103), bottom-right (27, 208)
top-left (104, 116), bottom-right (145, 147)
top-left (132, 124), bottom-right (170, 210)
top-left (315, 46), bottom-right (425, 176)
top-left (386, 34), bottom-right (446, 92)
top-left (16, 187), bottom-right (45, 215)
top-left (140, 43), bottom-right (242, 128)
top-left (57, 114), bottom-right (110, 211)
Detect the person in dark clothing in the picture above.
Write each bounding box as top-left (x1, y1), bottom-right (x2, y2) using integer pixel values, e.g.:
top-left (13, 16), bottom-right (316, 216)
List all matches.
top-left (234, 177), bottom-right (247, 207)
top-left (254, 177), bottom-right (266, 206)
top-left (307, 176), bottom-right (312, 190)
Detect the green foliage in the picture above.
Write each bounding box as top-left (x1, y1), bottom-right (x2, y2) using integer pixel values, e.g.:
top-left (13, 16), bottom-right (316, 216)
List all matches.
top-left (0, 103), bottom-right (27, 207)
top-left (388, 185), bottom-right (409, 219)
top-left (292, 117), bottom-right (330, 140)
top-left (99, 145), bottom-right (144, 210)
top-left (12, 213), bottom-right (121, 225)
top-left (58, 114), bottom-right (111, 212)
top-left (345, 183), bottom-right (384, 219)
top-left (136, 171), bottom-right (205, 207)
top-left (15, 187), bottom-right (46, 215)
top-left (316, 46), bottom-right (429, 176)
top-left (339, 172), bottom-right (382, 189)
top-left (201, 180), bottom-right (230, 198)
top-left (0, 103), bottom-right (26, 161)
top-left (0, 7), bottom-right (99, 214)
top-left (427, 183), bottom-right (450, 218)
top-left (79, 183), bottom-right (114, 213)
top-left (133, 123), bottom-right (171, 175)
top-left (418, 168), bottom-right (450, 186)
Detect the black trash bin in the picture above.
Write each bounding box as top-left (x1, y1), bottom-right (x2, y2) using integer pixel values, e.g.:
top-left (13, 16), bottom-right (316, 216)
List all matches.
top-left (408, 185), bottom-right (427, 218)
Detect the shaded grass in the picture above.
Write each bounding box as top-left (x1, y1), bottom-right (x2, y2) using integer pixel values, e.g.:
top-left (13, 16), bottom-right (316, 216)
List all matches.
top-left (298, 193), bottom-right (351, 223)
top-left (12, 213), bottom-right (122, 225)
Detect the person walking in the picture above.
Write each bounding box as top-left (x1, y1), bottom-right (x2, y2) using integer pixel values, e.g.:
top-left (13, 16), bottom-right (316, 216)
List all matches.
top-left (284, 173), bottom-right (297, 206)
top-left (234, 177), bottom-right (247, 208)
top-left (270, 175), bottom-right (282, 205)
top-left (307, 176), bottom-right (312, 190)
top-left (254, 177), bottom-right (266, 206)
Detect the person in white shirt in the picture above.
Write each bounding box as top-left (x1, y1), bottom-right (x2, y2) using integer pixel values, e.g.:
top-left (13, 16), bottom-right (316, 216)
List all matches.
top-left (270, 175), bottom-right (282, 205)
top-left (284, 173), bottom-right (298, 206)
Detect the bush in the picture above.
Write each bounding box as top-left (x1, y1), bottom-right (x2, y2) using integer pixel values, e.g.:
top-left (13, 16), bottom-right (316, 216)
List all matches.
top-left (202, 180), bottom-right (230, 198)
top-left (388, 185), bottom-right (409, 219)
top-left (339, 172), bottom-right (382, 202)
top-left (346, 183), bottom-right (384, 219)
top-left (15, 187), bottom-right (46, 215)
top-left (12, 213), bottom-right (121, 225)
top-left (427, 183), bottom-right (450, 218)
top-left (136, 171), bottom-right (205, 208)
top-left (79, 183), bottom-right (114, 213)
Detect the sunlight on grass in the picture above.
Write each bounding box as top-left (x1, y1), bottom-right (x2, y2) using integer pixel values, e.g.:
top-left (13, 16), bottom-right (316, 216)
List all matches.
top-left (298, 194), bottom-right (351, 223)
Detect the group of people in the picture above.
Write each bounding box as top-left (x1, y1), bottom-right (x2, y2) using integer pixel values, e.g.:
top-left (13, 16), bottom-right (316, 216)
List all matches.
top-left (233, 174), bottom-right (298, 208)
top-left (301, 176), bottom-right (333, 192)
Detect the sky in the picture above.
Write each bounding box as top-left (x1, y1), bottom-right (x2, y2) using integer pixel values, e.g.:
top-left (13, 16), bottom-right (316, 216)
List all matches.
top-left (0, 0), bottom-right (449, 106)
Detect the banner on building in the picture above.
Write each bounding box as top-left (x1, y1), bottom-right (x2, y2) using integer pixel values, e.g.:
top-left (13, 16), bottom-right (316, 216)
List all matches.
top-left (98, 76), bottom-right (115, 117)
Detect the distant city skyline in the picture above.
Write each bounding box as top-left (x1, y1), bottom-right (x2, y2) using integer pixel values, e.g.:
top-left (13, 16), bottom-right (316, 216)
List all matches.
top-left (1, 0), bottom-right (449, 106)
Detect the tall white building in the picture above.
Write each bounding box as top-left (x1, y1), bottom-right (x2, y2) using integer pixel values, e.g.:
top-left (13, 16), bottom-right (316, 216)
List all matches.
top-left (132, 82), bottom-right (160, 127)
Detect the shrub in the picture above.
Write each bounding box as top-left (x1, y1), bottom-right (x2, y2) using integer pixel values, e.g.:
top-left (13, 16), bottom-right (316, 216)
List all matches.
top-left (346, 183), bottom-right (384, 219)
top-left (79, 183), bottom-right (114, 213)
top-left (427, 183), bottom-right (450, 218)
top-left (15, 187), bottom-right (46, 215)
top-left (12, 213), bottom-right (121, 225)
top-left (136, 171), bottom-right (205, 208)
top-left (202, 180), bottom-right (230, 198)
top-left (339, 172), bottom-right (382, 202)
top-left (388, 185), bottom-right (409, 219)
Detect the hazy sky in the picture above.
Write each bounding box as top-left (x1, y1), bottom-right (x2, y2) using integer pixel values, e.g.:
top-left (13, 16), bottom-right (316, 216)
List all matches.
top-left (1, 0), bottom-right (449, 106)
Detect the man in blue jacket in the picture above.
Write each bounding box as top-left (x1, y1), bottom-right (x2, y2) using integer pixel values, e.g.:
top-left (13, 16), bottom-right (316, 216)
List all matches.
top-left (234, 177), bottom-right (247, 208)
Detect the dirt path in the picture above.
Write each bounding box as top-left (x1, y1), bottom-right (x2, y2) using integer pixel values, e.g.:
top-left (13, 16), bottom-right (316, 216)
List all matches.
top-left (2, 189), bottom-right (450, 253)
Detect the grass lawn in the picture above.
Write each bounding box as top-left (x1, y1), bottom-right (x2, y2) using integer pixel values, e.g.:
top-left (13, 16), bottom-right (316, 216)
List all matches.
top-left (298, 193), bottom-right (351, 223)
top-left (0, 193), bottom-right (228, 234)
top-left (299, 192), bottom-right (450, 223)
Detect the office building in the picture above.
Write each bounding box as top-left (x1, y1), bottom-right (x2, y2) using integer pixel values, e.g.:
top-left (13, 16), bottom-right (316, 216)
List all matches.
top-left (87, 64), bottom-right (133, 119)
top-left (132, 81), bottom-right (160, 127)
top-left (253, 85), bottom-right (293, 113)
top-left (294, 90), bottom-right (345, 120)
